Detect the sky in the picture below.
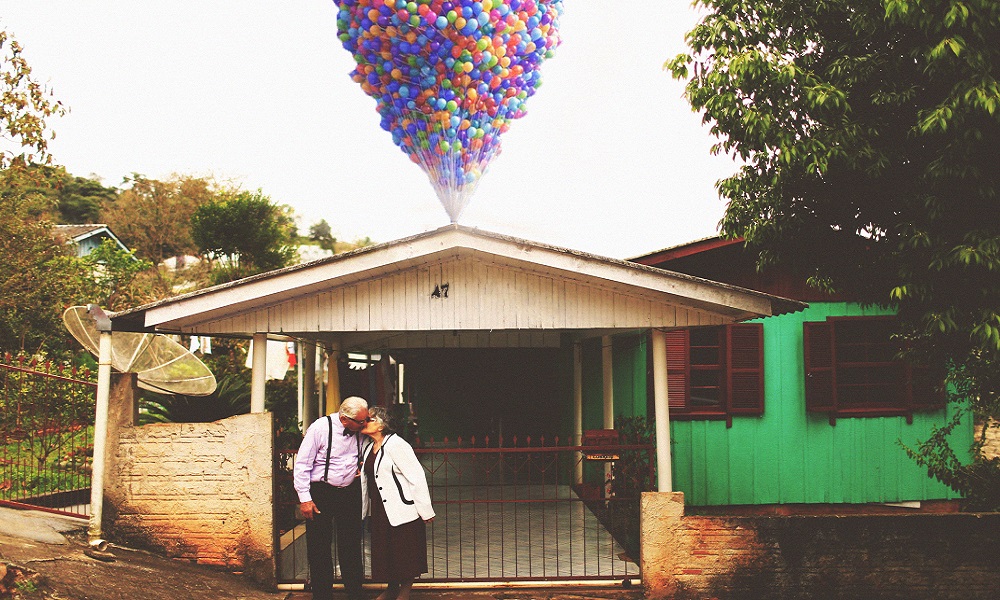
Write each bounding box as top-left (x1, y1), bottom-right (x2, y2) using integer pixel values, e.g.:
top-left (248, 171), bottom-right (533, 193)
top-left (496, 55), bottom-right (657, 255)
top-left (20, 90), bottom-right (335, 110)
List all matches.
top-left (2, 1), bottom-right (738, 260)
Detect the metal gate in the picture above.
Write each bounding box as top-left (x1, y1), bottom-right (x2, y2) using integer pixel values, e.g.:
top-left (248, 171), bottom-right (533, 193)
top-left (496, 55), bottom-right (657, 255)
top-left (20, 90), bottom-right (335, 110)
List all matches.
top-left (0, 354), bottom-right (95, 519)
top-left (275, 435), bottom-right (652, 584)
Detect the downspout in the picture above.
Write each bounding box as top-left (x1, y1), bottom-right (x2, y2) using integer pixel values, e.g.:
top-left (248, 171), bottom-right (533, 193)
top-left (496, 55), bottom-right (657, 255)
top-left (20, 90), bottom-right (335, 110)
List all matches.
top-left (87, 304), bottom-right (111, 551)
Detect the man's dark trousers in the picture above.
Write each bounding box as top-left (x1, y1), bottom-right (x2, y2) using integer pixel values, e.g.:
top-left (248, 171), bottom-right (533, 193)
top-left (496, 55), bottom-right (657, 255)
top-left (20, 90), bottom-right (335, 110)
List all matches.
top-left (306, 478), bottom-right (364, 600)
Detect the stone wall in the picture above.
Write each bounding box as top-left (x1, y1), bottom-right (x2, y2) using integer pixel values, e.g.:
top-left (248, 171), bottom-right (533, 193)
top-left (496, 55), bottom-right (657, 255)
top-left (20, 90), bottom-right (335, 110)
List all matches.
top-left (641, 492), bottom-right (1000, 600)
top-left (980, 418), bottom-right (1000, 459)
top-left (103, 376), bottom-right (275, 585)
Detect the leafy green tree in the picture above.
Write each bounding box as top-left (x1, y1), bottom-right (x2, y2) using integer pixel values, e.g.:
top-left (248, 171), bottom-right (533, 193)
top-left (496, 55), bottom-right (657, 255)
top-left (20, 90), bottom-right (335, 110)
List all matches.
top-left (0, 165), bottom-right (118, 224)
top-left (0, 182), bottom-right (91, 352)
top-left (309, 219), bottom-right (337, 251)
top-left (191, 189), bottom-right (297, 283)
top-left (669, 0), bottom-right (1000, 503)
top-left (81, 238), bottom-right (156, 311)
top-left (55, 171), bottom-right (117, 224)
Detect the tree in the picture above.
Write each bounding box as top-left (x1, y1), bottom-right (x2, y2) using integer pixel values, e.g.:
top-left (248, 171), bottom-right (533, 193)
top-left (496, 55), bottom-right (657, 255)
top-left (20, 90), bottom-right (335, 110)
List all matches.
top-left (0, 165), bottom-right (117, 223)
top-left (55, 171), bottom-right (117, 223)
top-left (81, 238), bottom-right (156, 312)
top-left (191, 189), bottom-right (298, 283)
top-left (101, 174), bottom-right (216, 263)
top-left (309, 219), bottom-right (337, 251)
top-left (669, 0), bottom-right (1000, 502)
top-left (1, 29), bottom-right (65, 171)
top-left (0, 29), bottom-right (89, 353)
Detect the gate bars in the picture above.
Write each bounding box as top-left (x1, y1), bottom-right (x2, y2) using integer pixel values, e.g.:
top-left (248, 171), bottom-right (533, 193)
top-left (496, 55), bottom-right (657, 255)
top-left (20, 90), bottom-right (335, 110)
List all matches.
top-left (275, 435), bottom-right (653, 584)
top-left (0, 354), bottom-right (96, 518)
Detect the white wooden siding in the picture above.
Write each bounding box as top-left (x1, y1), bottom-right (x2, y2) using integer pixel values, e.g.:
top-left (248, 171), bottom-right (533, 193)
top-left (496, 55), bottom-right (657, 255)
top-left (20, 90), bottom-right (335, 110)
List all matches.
top-left (185, 255), bottom-right (726, 337)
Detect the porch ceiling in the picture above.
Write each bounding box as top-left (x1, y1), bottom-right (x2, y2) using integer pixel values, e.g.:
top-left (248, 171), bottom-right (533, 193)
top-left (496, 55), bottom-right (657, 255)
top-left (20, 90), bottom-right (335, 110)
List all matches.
top-left (109, 225), bottom-right (805, 348)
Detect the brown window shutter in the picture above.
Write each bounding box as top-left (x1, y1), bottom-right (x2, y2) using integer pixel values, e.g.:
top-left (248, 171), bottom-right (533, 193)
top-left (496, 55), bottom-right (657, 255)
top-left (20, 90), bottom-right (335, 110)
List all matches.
top-left (726, 323), bottom-right (764, 415)
top-left (907, 363), bottom-right (946, 410)
top-left (664, 330), bottom-right (689, 411)
top-left (803, 321), bottom-right (836, 412)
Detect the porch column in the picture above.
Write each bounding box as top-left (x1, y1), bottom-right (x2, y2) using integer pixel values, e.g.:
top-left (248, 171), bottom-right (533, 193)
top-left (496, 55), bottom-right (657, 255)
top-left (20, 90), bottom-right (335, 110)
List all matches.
top-left (573, 341), bottom-right (583, 485)
top-left (602, 335), bottom-right (614, 495)
top-left (88, 326), bottom-right (112, 545)
top-left (601, 335), bottom-right (614, 429)
top-left (651, 329), bottom-right (673, 492)
top-left (250, 333), bottom-right (267, 413)
top-left (302, 342), bottom-right (318, 429)
top-left (325, 340), bottom-right (342, 415)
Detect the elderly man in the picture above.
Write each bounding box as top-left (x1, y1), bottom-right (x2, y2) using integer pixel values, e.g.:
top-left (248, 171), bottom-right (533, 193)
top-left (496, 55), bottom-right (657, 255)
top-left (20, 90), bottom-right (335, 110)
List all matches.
top-left (293, 396), bottom-right (370, 600)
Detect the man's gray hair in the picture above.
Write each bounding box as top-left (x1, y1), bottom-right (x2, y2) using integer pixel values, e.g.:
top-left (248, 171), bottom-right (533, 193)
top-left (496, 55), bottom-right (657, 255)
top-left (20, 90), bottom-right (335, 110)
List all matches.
top-left (339, 396), bottom-right (369, 419)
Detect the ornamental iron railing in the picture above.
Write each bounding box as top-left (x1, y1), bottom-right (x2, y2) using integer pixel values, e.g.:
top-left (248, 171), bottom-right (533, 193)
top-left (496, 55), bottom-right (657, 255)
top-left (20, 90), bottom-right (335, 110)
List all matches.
top-left (0, 354), bottom-right (95, 519)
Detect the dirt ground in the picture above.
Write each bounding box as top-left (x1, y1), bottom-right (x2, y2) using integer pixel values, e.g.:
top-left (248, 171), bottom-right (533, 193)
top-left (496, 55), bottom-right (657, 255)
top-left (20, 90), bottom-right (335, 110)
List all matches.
top-left (0, 507), bottom-right (644, 600)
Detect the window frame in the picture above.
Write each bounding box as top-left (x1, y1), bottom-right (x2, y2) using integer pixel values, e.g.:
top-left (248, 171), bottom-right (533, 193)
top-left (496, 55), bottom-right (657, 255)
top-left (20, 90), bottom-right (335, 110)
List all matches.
top-left (662, 323), bottom-right (764, 427)
top-left (803, 316), bottom-right (943, 425)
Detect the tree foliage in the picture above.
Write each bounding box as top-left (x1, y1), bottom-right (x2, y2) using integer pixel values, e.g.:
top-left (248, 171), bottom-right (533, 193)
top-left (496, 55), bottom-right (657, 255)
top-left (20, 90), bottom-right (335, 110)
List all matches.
top-left (0, 178), bottom-right (90, 353)
top-left (309, 218), bottom-right (337, 251)
top-left (191, 190), bottom-right (298, 283)
top-left (0, 165), bottom-right (118, 224)
top-left (670, 2), bottom-right (999, 391)
top-left (101, 174), bottom-right (216, 263)
top-left (669, 0), bottom-right (1000, 500)
top-left (1, 29), bottom-right (65, 171)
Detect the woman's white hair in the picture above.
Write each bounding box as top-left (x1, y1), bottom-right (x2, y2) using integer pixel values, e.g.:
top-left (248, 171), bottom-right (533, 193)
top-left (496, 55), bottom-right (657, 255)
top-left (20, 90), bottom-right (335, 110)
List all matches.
top-left (339, 396), bottom-right (368, 418)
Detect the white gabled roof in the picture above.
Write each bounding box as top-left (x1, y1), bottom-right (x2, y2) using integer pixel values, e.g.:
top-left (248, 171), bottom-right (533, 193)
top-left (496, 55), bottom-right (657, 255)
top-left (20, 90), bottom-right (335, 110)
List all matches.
top-left (110, 225), bottom-right (803, 349)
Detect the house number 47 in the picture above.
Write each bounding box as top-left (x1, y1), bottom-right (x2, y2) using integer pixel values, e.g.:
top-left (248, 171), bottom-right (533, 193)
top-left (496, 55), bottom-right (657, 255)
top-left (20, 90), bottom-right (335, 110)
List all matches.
top-left (431, 283), bottom-right (449, 299)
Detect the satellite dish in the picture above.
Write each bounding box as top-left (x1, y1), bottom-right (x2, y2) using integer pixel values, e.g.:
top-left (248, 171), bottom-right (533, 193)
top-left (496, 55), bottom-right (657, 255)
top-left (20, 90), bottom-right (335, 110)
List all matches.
top-left (62, 306), bottom-right (217, 396)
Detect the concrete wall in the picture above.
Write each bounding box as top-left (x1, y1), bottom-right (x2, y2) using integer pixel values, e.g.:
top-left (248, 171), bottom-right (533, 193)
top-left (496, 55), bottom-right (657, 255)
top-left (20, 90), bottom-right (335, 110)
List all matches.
top-left (641, 492), bottom-right (1000, 600)
top-left (103, 375), bottom-right (275, 585)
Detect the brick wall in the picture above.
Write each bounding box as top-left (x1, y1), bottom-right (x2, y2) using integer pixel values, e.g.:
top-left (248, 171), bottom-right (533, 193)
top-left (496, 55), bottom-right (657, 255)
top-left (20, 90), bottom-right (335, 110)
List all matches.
top-left (641, 492), bottom-right (1000, 600)
top-left (104, 386), bottom-right (275, 585)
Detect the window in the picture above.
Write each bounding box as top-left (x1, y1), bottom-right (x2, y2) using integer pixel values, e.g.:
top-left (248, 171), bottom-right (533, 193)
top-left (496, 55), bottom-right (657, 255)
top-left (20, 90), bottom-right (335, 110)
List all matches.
top-left (664, 323), bottom-right (764, 427)
top-left (803, 316), bottom-right (942, 424)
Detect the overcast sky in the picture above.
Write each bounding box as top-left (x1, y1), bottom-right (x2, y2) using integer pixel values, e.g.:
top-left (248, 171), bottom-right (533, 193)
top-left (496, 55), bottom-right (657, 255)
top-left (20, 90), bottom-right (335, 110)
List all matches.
top-left (2, 1), bottom-right (737, 259)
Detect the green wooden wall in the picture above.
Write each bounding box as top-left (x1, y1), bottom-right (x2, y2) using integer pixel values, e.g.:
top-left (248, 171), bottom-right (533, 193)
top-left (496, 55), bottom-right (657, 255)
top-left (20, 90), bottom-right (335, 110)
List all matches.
top-left (581, 303), bottom-right (970, 506)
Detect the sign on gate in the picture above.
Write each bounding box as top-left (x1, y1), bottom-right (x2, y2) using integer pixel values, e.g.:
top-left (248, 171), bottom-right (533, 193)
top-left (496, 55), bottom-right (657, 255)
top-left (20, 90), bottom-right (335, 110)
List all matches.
top-left (582, 429), bottom-right (620, 461)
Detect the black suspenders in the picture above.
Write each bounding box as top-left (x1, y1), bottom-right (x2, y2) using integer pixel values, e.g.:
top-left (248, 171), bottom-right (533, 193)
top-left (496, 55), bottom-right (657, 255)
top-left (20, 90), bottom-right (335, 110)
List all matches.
top-left (323, 415), bottom-right (333, 482)
top-left (322, 414), bottom-right (362, 483)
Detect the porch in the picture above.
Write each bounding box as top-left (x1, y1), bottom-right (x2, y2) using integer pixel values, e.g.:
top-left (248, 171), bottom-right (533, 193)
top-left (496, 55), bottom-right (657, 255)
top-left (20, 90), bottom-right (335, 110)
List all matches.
top-left (96, 225), bottom-right (801, 587)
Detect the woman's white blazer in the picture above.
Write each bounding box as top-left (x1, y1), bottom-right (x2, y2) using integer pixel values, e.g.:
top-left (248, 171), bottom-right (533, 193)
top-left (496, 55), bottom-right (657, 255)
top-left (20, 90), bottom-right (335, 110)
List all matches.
top-left (360, 433), bottom-right (435, 527)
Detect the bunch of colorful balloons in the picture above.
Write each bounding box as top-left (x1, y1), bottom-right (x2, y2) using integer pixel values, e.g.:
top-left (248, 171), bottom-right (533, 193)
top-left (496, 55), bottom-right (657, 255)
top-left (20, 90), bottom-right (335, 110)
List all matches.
top-left (334, 0), bottom-right (564, 222)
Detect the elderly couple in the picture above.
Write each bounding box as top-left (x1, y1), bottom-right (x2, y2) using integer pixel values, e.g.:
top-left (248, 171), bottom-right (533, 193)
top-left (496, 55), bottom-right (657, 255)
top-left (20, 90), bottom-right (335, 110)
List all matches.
top-left (293, 396), bottom-right (434, 600)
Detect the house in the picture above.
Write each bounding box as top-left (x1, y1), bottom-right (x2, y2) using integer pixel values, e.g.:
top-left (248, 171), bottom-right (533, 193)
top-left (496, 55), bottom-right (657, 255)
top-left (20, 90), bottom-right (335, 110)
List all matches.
top-left (82, 226), bottom-right (996, 597)
top-left (626, 235), bottom-right (970, 511)
top-left (53, 224), bottom-right (133, 259)
top-left (93, 224), bottom-right (803, 583)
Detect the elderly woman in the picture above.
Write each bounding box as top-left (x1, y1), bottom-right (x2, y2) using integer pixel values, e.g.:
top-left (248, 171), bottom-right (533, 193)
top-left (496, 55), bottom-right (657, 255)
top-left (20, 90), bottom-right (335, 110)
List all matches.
top-left (360, 406), bottom-right (435, 600)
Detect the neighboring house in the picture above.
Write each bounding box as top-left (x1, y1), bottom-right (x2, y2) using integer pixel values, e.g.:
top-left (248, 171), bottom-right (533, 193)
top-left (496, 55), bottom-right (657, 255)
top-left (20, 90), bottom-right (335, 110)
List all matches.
top-left (620, 236), bottom-right (971, 510)
top-left (54, 224), bottom-right (134, 259)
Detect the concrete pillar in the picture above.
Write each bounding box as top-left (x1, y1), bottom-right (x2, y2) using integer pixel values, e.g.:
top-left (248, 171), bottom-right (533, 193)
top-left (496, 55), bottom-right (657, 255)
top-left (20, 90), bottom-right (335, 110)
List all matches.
top-left (640, 491), bottom-right (685, 599)
top-left (250, 333), bottom-right (267, 413)
top-left (89, 328), bottom-right (112, 543)
top-left (651, 328), bottom-right (673, 492)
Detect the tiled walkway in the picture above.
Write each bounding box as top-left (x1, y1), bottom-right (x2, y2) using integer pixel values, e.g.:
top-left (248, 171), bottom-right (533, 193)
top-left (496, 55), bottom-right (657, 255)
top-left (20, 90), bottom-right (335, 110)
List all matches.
top-left (278, 485), bottom-right (639, 583)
